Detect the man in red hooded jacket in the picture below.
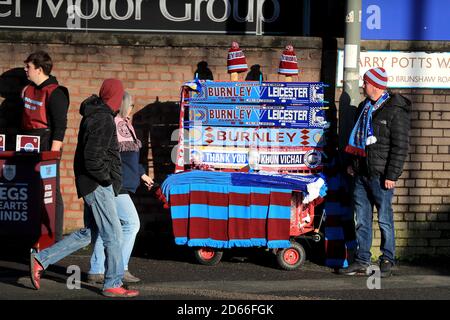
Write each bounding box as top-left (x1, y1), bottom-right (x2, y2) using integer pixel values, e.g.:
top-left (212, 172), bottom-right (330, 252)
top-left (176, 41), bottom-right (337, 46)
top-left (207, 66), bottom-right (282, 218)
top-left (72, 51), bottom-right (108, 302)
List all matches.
top-left (29, 79), bottom-right (139, 298)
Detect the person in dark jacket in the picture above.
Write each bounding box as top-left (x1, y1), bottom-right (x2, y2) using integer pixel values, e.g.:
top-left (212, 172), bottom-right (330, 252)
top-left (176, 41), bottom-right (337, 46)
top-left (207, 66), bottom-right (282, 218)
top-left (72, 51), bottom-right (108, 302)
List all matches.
top-left (339, 67), bottom-right (411, 278)
top-left (245, 64), bottom-right (263, 81)
top-left (22, 51), bottom-right (69, 241)
top-left (0, 67), bottom-right (29, 150)
top-left (29, 79), bottom-right (139, 298)
top-left (194, 61), bottom-right (214, 80)
top-left (88, 91), bottom-right (153, 285)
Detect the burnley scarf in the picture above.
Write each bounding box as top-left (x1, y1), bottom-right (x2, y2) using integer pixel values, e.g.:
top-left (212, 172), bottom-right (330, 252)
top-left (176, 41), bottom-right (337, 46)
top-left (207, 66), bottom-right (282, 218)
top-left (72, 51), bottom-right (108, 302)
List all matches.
top-left (345, 91), bottom-right (389, 157)
top-left (114, 116), bottom-right (142, 152)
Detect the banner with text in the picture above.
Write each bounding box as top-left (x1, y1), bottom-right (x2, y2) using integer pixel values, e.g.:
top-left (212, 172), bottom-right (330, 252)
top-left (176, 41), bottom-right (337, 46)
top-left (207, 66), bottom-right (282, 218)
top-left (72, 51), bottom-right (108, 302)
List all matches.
top-left (0, 0), bottom-right (304, 36)
top-left (186, 104), bottom-right (328, 128)
top-left (189, 146), bottom-right (324, 171)
top-left (337, 50), bottom-right (450, 89)
top-left (188, 126), bottom-right (325, 147)
top-left (361, 0), bottom-right (450, 41)
top-left (188, 81), bottom-right (325, 105)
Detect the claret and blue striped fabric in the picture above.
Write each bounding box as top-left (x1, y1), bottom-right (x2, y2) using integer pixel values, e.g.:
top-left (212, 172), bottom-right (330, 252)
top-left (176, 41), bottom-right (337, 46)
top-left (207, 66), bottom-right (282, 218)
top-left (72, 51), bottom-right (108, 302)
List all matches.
top-left (162, 171), bottom-right (326, 249)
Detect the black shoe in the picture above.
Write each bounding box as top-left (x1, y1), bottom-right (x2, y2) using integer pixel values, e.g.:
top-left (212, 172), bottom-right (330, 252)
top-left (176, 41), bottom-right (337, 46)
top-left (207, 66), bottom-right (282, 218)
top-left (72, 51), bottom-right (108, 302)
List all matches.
top-left (338, 262), bottom-right (369, 276)
top-left (380, 259), bottom-right (393, 278)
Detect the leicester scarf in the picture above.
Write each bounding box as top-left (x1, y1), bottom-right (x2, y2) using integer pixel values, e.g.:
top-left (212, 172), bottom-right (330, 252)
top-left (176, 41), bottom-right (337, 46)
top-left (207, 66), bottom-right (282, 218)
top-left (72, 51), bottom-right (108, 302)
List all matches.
top-left (345, 91), bottom-right (389, 157)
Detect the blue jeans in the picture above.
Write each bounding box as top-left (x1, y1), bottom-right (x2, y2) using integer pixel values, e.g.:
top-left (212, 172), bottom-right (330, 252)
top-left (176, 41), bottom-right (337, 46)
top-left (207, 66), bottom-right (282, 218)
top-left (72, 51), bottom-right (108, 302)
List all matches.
top-left (34, 185), bottom-right (124, 290)
top-left (89, 193), bottom-right (140, 274)
top-left (353, 175), bottom-right (395, 265)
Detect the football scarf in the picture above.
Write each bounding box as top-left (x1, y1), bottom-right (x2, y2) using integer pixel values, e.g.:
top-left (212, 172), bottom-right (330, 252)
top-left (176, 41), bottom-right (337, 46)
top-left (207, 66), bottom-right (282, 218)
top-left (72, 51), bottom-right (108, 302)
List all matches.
top-left (345, 91), bottom-right (389, 157)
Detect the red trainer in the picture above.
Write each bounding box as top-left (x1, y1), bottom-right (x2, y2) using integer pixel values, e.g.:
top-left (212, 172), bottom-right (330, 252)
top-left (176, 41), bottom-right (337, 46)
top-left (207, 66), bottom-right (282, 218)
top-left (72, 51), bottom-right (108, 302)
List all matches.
top-left (30, 253), bottom-right (44, 290)
top-left (102, 286), bottom-right (140, 298)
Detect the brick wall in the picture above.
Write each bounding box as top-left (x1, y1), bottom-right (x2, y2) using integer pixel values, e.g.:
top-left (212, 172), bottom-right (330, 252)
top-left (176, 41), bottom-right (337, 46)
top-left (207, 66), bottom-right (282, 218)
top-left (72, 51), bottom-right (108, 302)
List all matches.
top-left (0, 31), bottom-right (448, 259)
top-left (389, 87), bottom-right (450, 257)
top-left (0, 31), bottom-right (322, 243)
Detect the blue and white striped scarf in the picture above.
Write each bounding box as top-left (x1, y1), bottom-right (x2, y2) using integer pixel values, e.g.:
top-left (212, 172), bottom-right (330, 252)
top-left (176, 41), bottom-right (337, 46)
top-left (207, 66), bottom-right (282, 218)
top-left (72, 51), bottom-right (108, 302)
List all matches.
top-left (345, 91), bottom-right (389, 157)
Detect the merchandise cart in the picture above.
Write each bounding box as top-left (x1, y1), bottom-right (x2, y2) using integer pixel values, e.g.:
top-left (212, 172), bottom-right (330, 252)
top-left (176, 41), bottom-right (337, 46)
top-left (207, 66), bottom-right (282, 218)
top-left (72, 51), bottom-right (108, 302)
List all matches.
top-left (161, 79), bottom-right (329, 270)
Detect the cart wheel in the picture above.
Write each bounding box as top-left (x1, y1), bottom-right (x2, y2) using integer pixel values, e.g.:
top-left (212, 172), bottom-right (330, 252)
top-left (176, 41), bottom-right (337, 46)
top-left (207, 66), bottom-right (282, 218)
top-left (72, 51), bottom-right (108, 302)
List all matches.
top-left (276, 242), bottom-right (306, 271)
top-left (194, 247), bottom-right (223, 266)
top-left (312, 233), bottom-right (323, 243)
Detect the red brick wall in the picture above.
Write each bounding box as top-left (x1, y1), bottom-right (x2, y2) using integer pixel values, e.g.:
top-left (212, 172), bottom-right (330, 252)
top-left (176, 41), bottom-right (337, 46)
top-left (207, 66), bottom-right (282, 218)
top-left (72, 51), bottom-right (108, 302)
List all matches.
top-left (0, 32), bottom-right (323, 233)
top-left (393, 88), bottom-right (450, 256)
top-left (1, 32), bottom-right (449, 259)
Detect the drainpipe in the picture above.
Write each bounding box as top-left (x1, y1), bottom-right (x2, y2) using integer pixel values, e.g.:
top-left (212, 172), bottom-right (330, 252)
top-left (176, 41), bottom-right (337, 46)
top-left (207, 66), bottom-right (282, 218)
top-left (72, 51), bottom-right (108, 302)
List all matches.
top-left (338, 0), bottom-right (362, 162)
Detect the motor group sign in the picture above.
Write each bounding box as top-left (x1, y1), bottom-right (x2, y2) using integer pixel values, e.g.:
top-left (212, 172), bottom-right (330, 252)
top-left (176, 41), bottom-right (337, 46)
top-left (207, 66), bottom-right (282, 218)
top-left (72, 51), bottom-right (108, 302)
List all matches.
top-left (337, 51), bottom-right (450, 89)
top-left (0, 0), bottom-right (304, 36)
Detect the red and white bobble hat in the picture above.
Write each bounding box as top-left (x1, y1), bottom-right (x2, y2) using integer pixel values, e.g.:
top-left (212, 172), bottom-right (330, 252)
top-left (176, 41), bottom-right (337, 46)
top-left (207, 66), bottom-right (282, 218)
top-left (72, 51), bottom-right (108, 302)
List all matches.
top-left (227, 41), bottom-right (248, 73)
top-left (363, 67), bottom-right (388, 90)
top-left (278, 45), bottom-right (299, 76)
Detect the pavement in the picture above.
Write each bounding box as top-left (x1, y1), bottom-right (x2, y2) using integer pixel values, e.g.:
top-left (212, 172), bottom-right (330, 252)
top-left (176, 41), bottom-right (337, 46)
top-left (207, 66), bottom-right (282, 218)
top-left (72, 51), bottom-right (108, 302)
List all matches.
top-left (1, 243), bottom-right (450, 302)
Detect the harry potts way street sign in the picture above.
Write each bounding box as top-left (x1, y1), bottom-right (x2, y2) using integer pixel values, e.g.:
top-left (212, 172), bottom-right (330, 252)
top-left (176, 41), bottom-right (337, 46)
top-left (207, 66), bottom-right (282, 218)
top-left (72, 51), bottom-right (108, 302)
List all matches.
top-left (0, 0), bottom-right (304, 36)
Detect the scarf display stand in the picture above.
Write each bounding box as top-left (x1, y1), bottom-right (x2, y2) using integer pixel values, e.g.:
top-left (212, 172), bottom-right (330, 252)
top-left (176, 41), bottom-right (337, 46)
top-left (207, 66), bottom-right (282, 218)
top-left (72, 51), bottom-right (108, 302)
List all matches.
top-left (162, 78), bottom-right (330, 270)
